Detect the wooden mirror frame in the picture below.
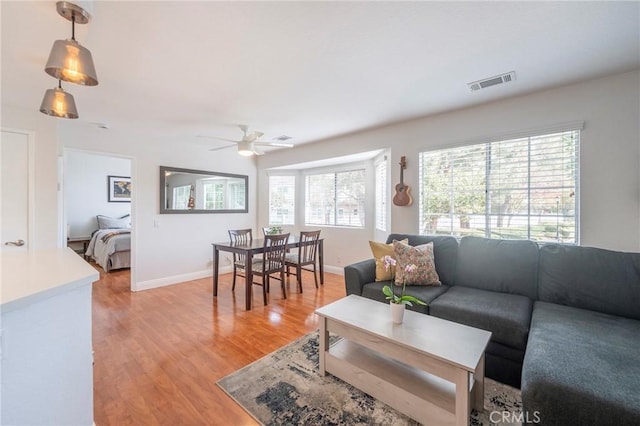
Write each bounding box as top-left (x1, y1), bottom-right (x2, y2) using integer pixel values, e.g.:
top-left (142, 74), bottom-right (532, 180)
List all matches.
top-left (159, 166), bottom-right (248, 214)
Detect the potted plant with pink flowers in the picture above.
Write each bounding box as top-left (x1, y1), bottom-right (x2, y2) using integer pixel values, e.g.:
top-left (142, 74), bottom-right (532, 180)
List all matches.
top-left (381, 255), bottom-right (427, 324)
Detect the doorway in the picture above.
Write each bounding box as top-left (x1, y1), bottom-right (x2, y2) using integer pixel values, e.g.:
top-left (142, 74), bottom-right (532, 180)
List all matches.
top-left (63, 149), bottom-right (134, 287)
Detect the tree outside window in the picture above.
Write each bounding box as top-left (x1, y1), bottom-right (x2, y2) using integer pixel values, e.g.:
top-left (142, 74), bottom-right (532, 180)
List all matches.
top-left (419, 130), bottom-right (579, 243)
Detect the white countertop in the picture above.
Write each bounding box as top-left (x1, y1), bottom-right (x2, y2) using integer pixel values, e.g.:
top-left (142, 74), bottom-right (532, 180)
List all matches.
top-left (1, 248), bottom-right (99, 313)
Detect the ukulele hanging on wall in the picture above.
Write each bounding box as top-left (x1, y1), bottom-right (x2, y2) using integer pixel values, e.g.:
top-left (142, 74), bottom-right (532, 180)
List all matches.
top-left (393, 156), bottom-right (413, 206)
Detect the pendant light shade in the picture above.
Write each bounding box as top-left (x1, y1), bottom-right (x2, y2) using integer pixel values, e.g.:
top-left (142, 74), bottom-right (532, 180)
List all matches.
top-left (45, 39), bottom-right (98, 86)
top-left (40, 81), bottom-right (78, 119)
top-left (44, 1), bottom-right (98, 86)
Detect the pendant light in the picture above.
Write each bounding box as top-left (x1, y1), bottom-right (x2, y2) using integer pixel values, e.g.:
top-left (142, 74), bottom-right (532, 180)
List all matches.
top-left (40, 80), bottom-right (79, 119)
top-left (44, 1), bottom-right (98, 86)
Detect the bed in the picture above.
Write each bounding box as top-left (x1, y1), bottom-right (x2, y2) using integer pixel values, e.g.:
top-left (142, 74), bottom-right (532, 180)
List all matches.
top-left (85, 215), bottom-right (131, 272)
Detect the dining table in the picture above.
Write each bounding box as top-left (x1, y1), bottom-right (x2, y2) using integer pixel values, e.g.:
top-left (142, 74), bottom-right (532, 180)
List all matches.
top-left (212, 235), bottom-right (324, 310)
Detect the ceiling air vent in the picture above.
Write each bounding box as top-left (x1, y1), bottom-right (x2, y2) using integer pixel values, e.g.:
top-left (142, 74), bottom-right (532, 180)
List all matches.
top-left (468, 71), bottom-right (516, 92)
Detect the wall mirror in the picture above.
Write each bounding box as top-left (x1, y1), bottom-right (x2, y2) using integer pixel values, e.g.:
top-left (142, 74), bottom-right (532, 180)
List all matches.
top-left (160, 166), bottom-right (248, 214)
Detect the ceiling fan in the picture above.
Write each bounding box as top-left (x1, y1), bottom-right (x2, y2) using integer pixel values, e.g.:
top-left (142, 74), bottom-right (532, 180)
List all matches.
top-left (201, 125), bottom-right (293, 156)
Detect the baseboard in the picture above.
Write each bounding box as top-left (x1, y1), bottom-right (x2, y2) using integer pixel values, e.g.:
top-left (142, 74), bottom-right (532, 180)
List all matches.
top-left (324, 265), bottom-right (344, 275)
top-left (134, 264), bottom-right (341, 291)
top-left (133, 265), bottom-right (233, 291)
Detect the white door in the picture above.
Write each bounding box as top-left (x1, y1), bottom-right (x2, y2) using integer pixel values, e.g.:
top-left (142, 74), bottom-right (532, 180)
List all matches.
top-left (1, 129), bottom-right (33, 250)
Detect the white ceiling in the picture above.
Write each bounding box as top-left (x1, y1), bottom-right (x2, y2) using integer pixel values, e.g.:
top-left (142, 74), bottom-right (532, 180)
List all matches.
top-left (2, 1), bottom-right (639, 152)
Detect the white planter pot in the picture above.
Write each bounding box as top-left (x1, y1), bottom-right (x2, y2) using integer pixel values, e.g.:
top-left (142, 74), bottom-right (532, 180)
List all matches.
top-left (390, 302), bottom-right (405, 324)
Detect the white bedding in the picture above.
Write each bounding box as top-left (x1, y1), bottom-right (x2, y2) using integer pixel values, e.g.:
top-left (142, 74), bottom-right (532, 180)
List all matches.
top-left (85, 228), bottom-right (131, 272)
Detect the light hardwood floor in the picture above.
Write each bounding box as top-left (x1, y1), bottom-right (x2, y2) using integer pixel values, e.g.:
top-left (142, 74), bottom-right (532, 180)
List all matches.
top-left (92, 267), bottom-right (347, 425)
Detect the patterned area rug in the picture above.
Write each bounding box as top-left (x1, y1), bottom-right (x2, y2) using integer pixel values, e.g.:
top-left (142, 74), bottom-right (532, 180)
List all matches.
top-left (218, 332), bottom-right (522, 425)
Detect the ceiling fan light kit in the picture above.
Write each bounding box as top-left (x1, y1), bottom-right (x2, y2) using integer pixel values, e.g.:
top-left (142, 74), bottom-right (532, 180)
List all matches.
top-left (40, 1), bottom-right (99, 119)
top-left (237, 141), bottom-right (255, 156)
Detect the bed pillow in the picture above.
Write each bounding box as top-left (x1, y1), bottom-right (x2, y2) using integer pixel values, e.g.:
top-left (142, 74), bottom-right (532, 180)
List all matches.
top-left (393, 240), bottom-right (441, 286)
top-left (369, 238), bottom-right (408, 281)
top-left (97, 214), bottom-right (130, 230)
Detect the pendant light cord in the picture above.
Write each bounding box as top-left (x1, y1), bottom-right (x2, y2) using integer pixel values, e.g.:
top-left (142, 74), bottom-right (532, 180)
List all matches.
top-left (71, 13), bottom-right (76, 41)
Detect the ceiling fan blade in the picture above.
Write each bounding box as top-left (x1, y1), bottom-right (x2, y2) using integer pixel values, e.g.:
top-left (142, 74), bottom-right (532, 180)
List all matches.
top-left (208, 144), bottom-right (236, 152)
top-left (202, 125), bottom-right (291, 155)
top-left (197, 135), bottom-right (240, 143)
top-left (253, 142), bottom-right (294, 148)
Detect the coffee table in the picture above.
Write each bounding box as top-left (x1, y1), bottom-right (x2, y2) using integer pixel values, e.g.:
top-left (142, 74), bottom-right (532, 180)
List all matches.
top-left (315, 295), bottom-right (491, 426)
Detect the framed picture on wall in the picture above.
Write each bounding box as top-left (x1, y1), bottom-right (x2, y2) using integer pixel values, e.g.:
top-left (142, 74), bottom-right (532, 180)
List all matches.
top-left (108, 176), bottom-right (132, 202)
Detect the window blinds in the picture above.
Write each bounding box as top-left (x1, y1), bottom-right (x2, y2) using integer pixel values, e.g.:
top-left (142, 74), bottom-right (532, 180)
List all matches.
top-left (268, 175), bottom-right (296, 225)
top-left (305, 169), bottom-right (365, 227)
top-left (419, 130), bottom-right (579, 243)
top-left (375, 161), bottom-right (387, 231)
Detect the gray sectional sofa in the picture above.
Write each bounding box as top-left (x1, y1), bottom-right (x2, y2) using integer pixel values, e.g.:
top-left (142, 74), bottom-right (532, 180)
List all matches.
top-left (344, 234), bottom-right (640, 426)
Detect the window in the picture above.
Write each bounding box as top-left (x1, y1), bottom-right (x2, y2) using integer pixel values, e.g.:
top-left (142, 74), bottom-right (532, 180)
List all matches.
top-left (375, 160), bottom-right (387, 231)
top-left (419, 130), bottom-right (579, 243)
top-left (305, 169), bottom-right (365, 227)
top-left (194, 178), bottom-right (245, 210)
top-left (228, 182), bottom-right (245, 210)
top-left (172, 185), bottom-right (191, 209)
top-left (203, 182), bottom-right (224, 210)
top-left (269, 175), bottom-right (296, 225)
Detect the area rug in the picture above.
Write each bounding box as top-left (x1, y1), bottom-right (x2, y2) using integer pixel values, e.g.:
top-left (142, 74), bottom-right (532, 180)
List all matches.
top-left (217, 332), bottom-right (522, 425)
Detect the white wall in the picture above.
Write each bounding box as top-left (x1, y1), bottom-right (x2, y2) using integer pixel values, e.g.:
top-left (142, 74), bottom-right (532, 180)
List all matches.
top-left (58, 125), bottom-right (257, 290)
top-left (3, 70), bottom-right (637, 288)
top-left (258, 70), bottom-right (640, 269)
top-left (65, 150), bottom-right (131, 238)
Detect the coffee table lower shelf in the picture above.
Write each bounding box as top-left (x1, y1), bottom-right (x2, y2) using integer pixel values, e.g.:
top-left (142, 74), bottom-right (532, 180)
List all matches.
top-left (325, 339), bottom-right (477, 426)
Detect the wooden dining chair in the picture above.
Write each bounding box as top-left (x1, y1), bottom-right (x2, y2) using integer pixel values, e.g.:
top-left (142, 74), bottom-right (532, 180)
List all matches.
top-left (228, 228), bottom-right (255, 291)
top-left (251, 233), bottom-right (290, 305)
top-left (285, 230), bottom-right (321, 293)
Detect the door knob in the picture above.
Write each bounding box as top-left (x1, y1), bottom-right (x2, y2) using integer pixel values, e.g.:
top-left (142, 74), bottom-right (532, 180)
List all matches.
top-left (4, 239), bottom-right (25, 246)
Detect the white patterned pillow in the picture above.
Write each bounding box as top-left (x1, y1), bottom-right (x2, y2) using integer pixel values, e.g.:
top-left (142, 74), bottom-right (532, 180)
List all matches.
top-left (393, 240), bottom-right (441, 286)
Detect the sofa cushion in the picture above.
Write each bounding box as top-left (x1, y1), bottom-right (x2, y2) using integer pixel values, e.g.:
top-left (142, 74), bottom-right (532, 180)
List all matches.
top-left (522, 301), bottom-right (640, 426)
top-left (361, 282), bottom-right (449, 315)
top-left (429, 286), bottom-right (532, 350)
top-left (393, 240), bottom-right (441, 286)
top-left (485, 351), bottom-right (523, 390)
top-left (369, 238), bottom-right (408, 281)
top-left (385, 234), bottom-right (458, 286)
top-left (454, 236), bottom-right (539, 299)
top-left (538, 244), bottom-right (640, 320)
